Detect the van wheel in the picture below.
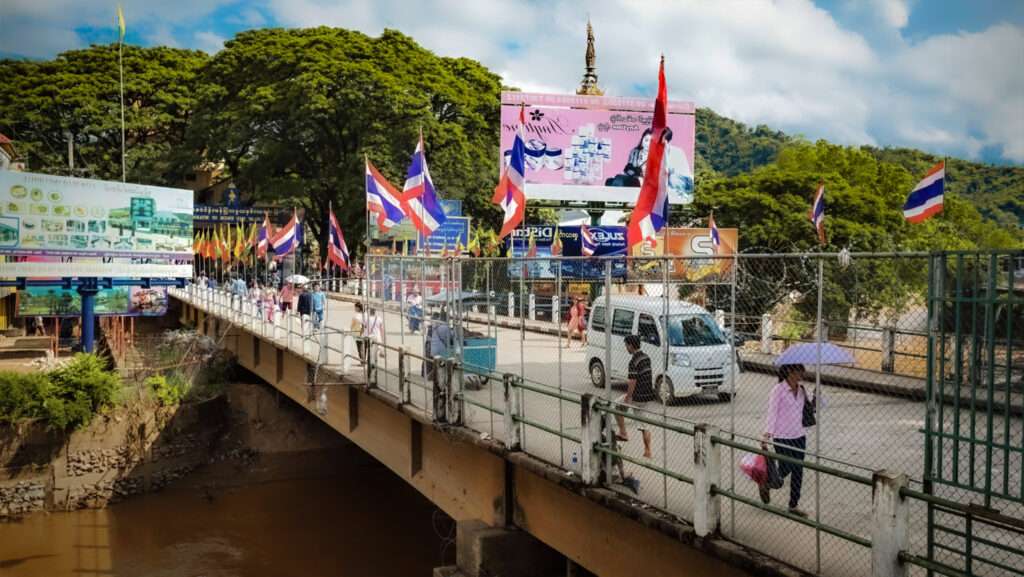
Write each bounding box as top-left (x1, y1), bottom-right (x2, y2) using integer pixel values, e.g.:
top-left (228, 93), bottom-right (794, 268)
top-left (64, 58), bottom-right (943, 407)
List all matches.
top-left (589, 359), bottom-right (606, 388)
top-left (656, 376), bottom-right (674, 405)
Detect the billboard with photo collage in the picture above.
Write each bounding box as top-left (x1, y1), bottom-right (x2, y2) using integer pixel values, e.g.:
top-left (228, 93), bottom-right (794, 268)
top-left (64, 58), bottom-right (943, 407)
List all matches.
top-left (0, 171), bottom-right (193, 278)
top-left (500, 92), bottom-right (695, 206)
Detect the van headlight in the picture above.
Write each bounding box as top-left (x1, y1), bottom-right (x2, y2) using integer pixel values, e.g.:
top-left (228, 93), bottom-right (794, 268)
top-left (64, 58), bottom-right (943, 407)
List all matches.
top-left (672, 353), bottom-right (691, 367)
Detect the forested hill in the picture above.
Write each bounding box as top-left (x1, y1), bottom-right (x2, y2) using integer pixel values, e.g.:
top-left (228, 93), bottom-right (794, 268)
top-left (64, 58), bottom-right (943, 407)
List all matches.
top-left (695, 108), bottom-right (1024, 229)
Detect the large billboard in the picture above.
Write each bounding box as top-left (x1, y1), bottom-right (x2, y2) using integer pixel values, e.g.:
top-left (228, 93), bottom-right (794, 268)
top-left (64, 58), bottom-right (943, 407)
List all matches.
top-left (500, 92), bottom-right (696, 205)
top-left (17, 286), bottom-right (169, 317)
top-left (0, 171), bottom-right (193, 278)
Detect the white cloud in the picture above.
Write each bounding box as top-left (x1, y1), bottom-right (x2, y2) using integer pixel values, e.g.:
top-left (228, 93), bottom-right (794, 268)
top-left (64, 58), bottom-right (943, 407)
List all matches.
top-left (194, 31), bottom-right (227, 54)
top-left (3, 0), bottom-right (1022, 163)
top-left (870, 0), bottom-right (911, 29)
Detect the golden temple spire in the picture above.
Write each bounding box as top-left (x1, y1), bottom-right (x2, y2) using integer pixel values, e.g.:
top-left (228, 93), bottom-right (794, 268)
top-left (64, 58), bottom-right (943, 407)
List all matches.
top-left (577, 19), bottom-right (603, 96)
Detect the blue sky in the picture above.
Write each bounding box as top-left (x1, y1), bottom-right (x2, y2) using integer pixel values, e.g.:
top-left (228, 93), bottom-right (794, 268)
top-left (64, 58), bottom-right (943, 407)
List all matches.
top-left (2, 0), bottom-right (1023, 165)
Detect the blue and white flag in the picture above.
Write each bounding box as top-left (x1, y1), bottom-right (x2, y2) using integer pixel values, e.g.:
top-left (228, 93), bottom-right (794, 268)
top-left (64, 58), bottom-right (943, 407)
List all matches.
top-left (271, 209), bottom-right (298, 258)
top-left (401, 133), bottom-right (447, 237)
top-left (903, 161), bottom-right (944, 223)
top-left (366, 159), bottom-right (406, 231)
top-left (709, 212), bottom-right (721, 252)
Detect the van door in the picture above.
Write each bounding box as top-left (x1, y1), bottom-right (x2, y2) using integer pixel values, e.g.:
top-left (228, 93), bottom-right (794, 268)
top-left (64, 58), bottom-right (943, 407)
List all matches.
top-left (637, 313), bottom-right (665, 378)
top-left (609, 307), bottom-right (635, 379)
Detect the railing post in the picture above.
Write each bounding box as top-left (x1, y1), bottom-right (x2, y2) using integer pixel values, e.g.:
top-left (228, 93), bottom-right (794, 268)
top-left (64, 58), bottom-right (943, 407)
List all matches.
top-left (489, 291), bottom-right (496, 317)
top-left (528, 292), bottom-right (536, 321)
top-left (551, 294), bottom-right (560, 326)
top-left (871, 471), bottom-right (909, 577)
top-left (760, 313), bottom-right (773, 354)
top-left (507, 292), bottom-right (515, 319)
top-left (881, 327), bottom-right (896, 373)
top-left (502, 373), bottom-right (521, 450)
top-left (579, 394), bottom-right (602, 484)
top-left (447, 360), bottom-right (461, 425)
top-left (432, 358), bottom-right (448, 422)
top-left (693, 424), bottom-right (721, 537)
top-left (397, 347), bottom-right (408, 404)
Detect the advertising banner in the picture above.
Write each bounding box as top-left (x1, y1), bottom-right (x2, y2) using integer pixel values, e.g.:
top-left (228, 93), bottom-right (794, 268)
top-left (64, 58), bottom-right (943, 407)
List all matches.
top-left (17, 286), bottom-right (169, 317)
top-left (0, 171), bottom-right (193, 278)
top-left (419, 216), bottom-right (470, 253)
top-left (500, 92), bottom-right (695, 206)
top-left (506, 224), bottom-right (627, 279)
top-left (630, 227), bottom-right (739, 281)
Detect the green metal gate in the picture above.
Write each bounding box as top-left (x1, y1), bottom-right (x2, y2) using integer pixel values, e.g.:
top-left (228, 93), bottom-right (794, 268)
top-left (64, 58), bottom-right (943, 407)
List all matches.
top-left (924, 251), bottom-right (1024, 576)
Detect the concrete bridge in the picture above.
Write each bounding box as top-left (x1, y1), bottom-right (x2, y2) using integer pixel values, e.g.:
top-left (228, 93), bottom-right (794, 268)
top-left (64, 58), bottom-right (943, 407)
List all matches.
top-left (170, 284), bottom-right (994, 577)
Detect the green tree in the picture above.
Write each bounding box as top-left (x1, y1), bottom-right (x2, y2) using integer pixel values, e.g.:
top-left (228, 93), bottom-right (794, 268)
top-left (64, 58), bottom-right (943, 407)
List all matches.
top-left (184, 27), bottom-right (502, 248)
top-left (0, 44), bottom-right (209, 185)
top-left (694, 140), bottom-right (1018, 327)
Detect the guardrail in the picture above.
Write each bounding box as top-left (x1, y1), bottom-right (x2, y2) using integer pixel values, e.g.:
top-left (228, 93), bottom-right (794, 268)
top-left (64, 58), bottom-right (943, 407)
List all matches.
top-left (171, 284), bottom-right (1022, 577)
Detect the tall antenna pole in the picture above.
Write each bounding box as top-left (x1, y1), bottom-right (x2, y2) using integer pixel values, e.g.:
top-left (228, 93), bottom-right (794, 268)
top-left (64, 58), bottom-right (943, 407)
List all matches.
top-left (117, 5), bottom-right (126, 182)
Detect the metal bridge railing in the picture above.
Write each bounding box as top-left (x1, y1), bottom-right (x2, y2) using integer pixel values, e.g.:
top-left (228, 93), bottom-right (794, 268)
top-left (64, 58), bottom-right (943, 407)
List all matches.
top-left (172, 249), bottom-right (1024, 577)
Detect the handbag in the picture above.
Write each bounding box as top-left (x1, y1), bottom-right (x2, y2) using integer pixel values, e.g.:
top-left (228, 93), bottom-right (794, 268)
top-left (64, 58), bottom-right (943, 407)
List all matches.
top-left (801, 386), bottom-right (816, 427)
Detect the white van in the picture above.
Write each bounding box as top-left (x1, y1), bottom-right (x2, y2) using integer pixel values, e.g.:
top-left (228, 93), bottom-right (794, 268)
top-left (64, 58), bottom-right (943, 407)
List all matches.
top-left (585, 295), bottom-right (738, 403)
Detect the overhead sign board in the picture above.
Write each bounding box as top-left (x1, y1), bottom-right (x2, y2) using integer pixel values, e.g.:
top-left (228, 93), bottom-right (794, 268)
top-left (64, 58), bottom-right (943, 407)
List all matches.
top-left (0, 171), bottom-right (193, 278)
top-left (419, 216), bottom-right (470, 253)
top-left (500, 92), bottom-right (696, 206)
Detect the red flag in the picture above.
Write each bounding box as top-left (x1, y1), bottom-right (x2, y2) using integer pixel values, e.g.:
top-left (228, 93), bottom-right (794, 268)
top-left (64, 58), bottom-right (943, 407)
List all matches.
top-left (626, 56), bottom-right (670, 249)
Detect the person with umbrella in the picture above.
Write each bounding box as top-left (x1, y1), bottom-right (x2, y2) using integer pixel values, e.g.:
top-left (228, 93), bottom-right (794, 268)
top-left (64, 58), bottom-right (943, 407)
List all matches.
top-left (759, 342), bottom-right (850, 516)
top-left (760, 363), bottom-right (813, 516)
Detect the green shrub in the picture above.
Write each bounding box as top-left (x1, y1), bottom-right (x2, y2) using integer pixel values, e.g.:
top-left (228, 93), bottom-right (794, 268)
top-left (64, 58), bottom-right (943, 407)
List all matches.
top-left (0, 372), bottom-right (51, 424)
top-left (145, 374), bottom-right (186, 406)
top-left (0, 353), bottom-right (120, 430)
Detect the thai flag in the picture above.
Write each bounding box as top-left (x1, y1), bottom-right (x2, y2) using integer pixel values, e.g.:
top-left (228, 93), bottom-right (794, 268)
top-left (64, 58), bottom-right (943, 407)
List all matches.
top-left (492, 104), bottom-right (527, 239)
top-left (271, 210), bottom-right (298, 257)
top-left (903, 161), bottom-right (945, 223)
top-left (401, 133), bottom-right (446, 236)
top-left (809, 182), bottom-right (826, 244)
top-left (256, 212), bottom-right (271, 258)
top-left (709, 213), bottom-right (721, 253)
top-left (326, 209), bottom-right (350, 270)
top-left (580, 224), bottom-right (596, 256)
top-left (627, 57), bottom-right (670, 249)
top-left (366, 159), bottom-right (406, 231)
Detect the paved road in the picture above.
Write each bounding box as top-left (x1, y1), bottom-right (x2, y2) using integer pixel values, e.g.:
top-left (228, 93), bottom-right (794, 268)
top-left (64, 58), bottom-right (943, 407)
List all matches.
top-left (205, 290), bottom-right (1022, 577)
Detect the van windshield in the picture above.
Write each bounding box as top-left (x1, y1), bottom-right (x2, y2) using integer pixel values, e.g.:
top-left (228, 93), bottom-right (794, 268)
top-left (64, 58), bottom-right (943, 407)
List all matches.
top-left (665, 314), bottom-right (726, 347)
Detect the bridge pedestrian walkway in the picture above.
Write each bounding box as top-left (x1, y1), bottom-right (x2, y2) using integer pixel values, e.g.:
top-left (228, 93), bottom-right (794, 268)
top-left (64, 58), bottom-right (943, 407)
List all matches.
top-left (172, 285), bottom-right (1023, 577)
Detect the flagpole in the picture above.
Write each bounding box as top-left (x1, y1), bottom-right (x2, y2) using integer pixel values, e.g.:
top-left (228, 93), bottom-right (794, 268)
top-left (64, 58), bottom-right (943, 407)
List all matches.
top-left (118, 33), bottom-right (126, 182)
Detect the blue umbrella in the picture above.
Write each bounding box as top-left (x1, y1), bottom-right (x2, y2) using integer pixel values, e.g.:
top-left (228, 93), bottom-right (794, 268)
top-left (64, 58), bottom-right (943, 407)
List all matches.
top-left (773, 342), bottom-right (855, 366)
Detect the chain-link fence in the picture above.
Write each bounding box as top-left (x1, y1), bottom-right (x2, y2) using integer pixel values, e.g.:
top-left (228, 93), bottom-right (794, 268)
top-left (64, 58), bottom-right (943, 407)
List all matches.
top-left (176, 250), bottom-right (1023, 577)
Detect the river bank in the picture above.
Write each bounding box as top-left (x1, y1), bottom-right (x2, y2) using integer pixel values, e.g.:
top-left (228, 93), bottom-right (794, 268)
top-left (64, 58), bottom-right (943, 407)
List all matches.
top-left (0, 380), bottom-right (353, 518)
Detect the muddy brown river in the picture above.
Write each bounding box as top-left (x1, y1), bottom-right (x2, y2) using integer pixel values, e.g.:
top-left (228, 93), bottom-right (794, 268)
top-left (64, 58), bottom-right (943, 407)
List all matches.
top-left (0, 468), bottom-right (452, 576)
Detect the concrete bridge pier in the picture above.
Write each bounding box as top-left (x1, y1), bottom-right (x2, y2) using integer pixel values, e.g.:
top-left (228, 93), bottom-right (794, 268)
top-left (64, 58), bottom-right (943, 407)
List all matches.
top-left (434, 519), bottom-right (574, 577)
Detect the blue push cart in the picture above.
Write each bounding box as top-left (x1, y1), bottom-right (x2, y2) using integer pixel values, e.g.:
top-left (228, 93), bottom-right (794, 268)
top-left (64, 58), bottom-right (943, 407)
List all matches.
top-left (462, 334), bottom-right (497, 388)
top-left (426, 290), bottom-right (497, 389)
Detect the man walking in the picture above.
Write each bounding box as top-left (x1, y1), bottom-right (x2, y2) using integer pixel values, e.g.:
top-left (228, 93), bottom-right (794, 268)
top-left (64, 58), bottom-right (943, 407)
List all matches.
top-left (311, 283), bottom-right (326, 329)
top-left (615, 335), bottom-right (654, 459)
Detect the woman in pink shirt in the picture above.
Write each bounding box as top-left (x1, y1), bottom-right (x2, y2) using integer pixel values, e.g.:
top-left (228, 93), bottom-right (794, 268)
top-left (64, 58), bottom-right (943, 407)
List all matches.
top-left (760, 363), bottom-right (816, 517)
